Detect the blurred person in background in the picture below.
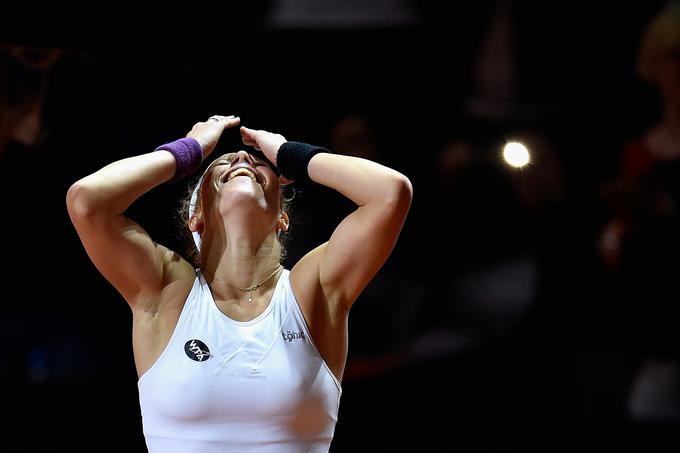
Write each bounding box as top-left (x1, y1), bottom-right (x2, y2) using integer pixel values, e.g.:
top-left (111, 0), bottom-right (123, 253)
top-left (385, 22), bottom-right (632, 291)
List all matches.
top-left (597, 1), bottom-right (680, 423)
top-left (0, 44), bottom-right (60, 157)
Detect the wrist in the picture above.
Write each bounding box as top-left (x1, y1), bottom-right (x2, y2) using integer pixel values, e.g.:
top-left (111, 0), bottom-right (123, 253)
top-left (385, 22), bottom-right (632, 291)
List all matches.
top-left (155, 137), bottom-right (203, 182)
top-left (276, 141), bottom-right (328, 182)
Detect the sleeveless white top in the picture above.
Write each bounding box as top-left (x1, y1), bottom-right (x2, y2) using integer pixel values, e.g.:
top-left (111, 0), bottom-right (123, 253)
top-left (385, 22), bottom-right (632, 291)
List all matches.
top-left (138, 269), bottom-right (342, 453)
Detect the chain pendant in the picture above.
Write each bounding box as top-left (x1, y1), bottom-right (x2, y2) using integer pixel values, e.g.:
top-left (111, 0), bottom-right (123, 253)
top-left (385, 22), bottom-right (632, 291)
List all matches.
top-left (206, 265), bottom-right (282, 303)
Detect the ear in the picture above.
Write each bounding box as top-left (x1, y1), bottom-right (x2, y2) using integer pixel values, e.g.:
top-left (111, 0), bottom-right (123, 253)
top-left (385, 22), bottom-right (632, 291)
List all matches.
top-left (277, 212), bottom-right (289, 233)
top-left (279, 175), bottom-right (295, 186)
top-left (188, 213), bottom-right (204, 234)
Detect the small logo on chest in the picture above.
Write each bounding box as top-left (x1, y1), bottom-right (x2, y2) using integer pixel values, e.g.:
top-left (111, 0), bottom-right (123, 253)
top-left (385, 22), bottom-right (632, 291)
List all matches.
top-left (184, 339), bottom-right (211, 362)
top-left (281, 330), bottom-right (306, 343)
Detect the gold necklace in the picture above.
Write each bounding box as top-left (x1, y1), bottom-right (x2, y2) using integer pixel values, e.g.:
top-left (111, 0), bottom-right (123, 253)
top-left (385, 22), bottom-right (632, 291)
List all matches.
top-left (206, 265), bottom-right (283, 302)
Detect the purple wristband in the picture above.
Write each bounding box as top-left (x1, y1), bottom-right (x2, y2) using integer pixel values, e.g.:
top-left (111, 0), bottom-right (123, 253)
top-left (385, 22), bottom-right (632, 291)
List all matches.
top-left (155, 138), bottom-right (203, 182)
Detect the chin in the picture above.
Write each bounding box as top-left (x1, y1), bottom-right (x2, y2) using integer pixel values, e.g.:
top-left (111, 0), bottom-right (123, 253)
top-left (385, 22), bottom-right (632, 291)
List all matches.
top-left (223, 177), bottom-right (264, 197)
top-left (219, 186), bottom-right (269, 215)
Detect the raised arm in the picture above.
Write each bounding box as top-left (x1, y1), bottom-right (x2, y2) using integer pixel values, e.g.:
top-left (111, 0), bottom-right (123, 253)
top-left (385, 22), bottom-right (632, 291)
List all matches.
top-left (307, 152), bottom-right (412, 308)
top-left (240, 127), bottom-right (412, 311)
top-left (66, 115), bottom-right (240, 307)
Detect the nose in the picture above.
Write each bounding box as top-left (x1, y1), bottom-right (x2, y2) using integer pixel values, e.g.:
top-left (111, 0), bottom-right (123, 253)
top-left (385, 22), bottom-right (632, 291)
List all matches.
top-left (232, 150), bottom-right (255, 166)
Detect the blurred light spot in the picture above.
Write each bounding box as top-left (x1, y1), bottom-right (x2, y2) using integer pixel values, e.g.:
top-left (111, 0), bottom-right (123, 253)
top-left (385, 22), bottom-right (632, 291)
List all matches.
top-left (503, 141), bottom-right (530, 168)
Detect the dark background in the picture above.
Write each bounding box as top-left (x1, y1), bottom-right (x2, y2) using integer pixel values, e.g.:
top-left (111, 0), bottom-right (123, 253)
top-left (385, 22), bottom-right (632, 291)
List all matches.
top-left (1, 1), bottom-right (678, 451)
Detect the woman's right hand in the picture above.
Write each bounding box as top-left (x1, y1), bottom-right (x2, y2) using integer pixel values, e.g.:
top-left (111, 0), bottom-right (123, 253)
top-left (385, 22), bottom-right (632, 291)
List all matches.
top-left (239, 126), bottom-right (287, 167)
top-left (239, 126), bottom-right (293, 183)
top-left (187, 115), bottom-right (241, 159)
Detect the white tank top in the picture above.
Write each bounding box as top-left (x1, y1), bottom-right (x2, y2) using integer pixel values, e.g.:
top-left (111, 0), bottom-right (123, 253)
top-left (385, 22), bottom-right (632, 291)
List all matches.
top-left (138, 269), bottom-right (342, 453)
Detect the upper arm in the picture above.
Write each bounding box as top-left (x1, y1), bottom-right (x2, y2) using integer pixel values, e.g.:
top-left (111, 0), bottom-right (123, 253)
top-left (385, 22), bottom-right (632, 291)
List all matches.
top-left (67, 183), bottom-right (192, 307)
top-left (302, 175), bottom-right (412, 311)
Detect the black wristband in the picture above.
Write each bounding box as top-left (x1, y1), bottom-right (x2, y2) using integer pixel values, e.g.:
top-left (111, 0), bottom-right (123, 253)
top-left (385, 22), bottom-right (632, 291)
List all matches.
top-left (276, 141), bottom-right (328, 182)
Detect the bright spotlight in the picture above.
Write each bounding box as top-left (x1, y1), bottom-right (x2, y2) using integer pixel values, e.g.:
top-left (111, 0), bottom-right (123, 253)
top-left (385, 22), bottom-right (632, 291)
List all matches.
top-left (502, 141), bottom-right (530, 168)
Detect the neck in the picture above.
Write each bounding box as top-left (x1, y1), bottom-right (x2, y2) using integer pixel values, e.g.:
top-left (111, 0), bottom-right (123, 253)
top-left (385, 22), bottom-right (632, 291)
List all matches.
top-left (204, 262), bottom-right (282, 304)
top-left (199, 189), bottom-right (284, 298)
top-left (202, 225), bottom-right (283, 295)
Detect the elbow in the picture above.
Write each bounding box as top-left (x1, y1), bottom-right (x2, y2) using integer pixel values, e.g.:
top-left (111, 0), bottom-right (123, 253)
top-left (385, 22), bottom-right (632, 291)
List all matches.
top-left (384, 173), bottom-right (413, 215)
top-left (66, 181), bottom-right (97, 220)
top-left (397, 174), bottom-right (413, 203)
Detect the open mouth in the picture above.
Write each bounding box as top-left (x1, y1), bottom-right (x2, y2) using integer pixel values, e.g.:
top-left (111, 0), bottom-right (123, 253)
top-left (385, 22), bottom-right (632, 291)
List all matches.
top-left (227, 168), bottom-right (257, 182)
top-left (222, 163), bottom-right (263, 185)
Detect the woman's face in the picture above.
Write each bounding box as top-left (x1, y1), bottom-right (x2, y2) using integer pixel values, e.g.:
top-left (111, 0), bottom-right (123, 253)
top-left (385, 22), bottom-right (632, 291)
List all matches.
top-left (199, 151), bottom-right (282, 225)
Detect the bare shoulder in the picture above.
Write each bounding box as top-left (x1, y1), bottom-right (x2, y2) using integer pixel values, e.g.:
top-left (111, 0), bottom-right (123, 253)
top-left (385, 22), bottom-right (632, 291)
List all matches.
top-left (291, 243), bottom-right (349, 325)
top-left (289, 243), bottom-right (327, 312)
top-left (129, 244), bottom-right (197, 312)
top-left (130, 245), bottom-right (197, 378)
top-left (290, 242), bottom-right (348, 380)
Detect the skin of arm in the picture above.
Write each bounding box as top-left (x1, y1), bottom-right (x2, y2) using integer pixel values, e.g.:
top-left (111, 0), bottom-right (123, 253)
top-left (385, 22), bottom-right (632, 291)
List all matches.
top-left (240, 127), bottom-right (413, 379)
top-left (67, 116), bottom-right (240, 376)
top-left (305, 152), bottom-right (413, 310)
top-left (66, 150), bottom-right (186, 307)
top-left (66, 116), bottom-right (240, 308)
top-left (240, 126), bottom-right (412, 311)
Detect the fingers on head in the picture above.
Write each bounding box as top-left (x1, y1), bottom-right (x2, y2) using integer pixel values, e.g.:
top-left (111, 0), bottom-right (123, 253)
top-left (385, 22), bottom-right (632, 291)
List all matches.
top-left (223, 117), bottom-right (240, 129)
top-left (241, 137), bottom-right (254, 146)
top-left (239, 126), bottom-right (254, 140)
top-left (206, 115), bottom-right (238, 123)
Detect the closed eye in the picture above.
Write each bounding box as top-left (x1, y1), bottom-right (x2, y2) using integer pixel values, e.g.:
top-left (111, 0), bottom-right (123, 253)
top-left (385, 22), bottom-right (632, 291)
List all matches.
top-left (251, 159), bottom-right (277, 172)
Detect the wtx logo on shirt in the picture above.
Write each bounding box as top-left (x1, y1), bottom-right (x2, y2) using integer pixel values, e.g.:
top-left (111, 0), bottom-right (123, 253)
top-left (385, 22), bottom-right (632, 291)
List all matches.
top-left (184, 339), bottom-right (211, 362)
top-left (281, 330), bottom-right (306, 343)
